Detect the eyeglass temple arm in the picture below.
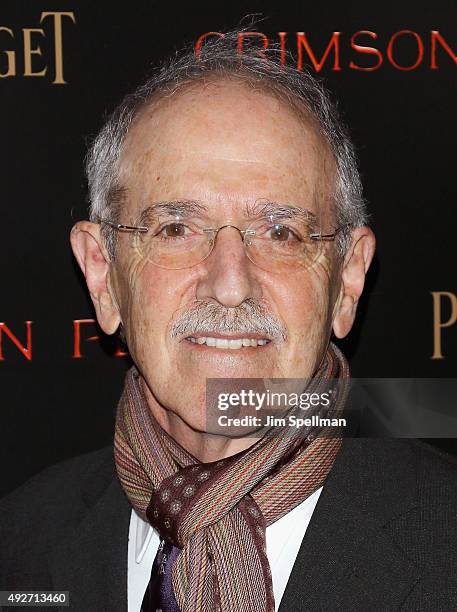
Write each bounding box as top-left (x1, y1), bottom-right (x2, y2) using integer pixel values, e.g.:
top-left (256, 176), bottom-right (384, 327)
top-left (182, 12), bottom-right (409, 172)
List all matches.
top-left (309, 224), bottom-right (350, 241)
top-left (99, 219), bottom-right (149, 233)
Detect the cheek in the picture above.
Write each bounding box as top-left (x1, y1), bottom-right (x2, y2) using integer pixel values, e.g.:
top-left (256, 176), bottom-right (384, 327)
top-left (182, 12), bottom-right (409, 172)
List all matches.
top-left (280, 268), bottom-right (332, 342)
top-left (116, 257), bottom-right (173, 354)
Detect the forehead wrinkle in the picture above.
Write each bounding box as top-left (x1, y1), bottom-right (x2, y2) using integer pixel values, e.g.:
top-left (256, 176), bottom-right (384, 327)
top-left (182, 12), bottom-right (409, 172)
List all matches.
top-left (205, 156), bottom-right (272, 165)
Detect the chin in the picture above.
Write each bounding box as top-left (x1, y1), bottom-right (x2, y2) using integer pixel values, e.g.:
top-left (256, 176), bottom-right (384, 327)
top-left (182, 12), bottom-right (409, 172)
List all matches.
top-left (184, 352), bottom-right (281, 378)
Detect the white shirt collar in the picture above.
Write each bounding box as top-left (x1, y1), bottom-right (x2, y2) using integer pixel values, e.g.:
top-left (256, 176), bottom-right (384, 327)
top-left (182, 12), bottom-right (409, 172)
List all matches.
top-left (134, 511), bottom-right (154, 564)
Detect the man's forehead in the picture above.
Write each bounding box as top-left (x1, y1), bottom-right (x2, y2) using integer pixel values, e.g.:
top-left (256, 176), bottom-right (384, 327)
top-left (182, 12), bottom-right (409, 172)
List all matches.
top-left (117, 80), bottom-right (336, 219)
top-left (120, 80), bottom-right (331, 168)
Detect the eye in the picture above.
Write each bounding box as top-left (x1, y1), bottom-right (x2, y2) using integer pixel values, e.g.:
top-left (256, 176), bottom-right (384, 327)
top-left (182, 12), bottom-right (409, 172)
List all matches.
top-left (268, 224), bottom-right (300, 242)
top-left (159, 222), bottom-right (189, 238)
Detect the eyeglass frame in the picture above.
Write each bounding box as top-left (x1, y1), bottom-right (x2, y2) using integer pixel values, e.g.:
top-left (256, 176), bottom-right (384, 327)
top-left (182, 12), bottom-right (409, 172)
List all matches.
top-left (97, 216), bottom-right (349, 269)
top-left (98, 218), bottom-right (348, 241)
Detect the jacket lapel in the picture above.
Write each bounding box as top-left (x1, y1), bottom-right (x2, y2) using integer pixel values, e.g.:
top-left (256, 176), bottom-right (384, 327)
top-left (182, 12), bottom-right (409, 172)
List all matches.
top-left (48, 457), bottom-right (131, 611)
top-left (279, 439), bottom-right (422, 611)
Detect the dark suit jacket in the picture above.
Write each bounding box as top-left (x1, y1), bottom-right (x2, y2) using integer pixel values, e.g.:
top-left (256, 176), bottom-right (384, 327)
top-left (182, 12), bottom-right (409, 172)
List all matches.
top-left (1, 439), bottom-right (456, 611)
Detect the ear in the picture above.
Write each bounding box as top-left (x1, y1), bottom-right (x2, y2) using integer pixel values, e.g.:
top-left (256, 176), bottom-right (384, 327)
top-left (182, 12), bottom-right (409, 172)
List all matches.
top-left (332, 226), bottom-right (376, 339)
top-left (70, 221), bottom-right (121, 335)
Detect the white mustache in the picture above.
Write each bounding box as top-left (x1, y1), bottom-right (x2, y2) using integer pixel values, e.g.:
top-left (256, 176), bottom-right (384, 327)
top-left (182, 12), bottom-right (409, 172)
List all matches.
top-left (170, 299), bottom-right (287, 342)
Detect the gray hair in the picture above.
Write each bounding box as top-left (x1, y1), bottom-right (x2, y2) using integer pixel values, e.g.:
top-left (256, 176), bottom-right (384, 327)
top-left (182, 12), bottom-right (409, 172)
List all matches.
top-left (86, 26), bottom-right (368, 261)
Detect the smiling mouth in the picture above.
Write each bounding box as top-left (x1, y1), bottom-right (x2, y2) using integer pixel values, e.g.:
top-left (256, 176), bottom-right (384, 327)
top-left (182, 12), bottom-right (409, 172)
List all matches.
top-left (185, 336), bottom-right (271, 349)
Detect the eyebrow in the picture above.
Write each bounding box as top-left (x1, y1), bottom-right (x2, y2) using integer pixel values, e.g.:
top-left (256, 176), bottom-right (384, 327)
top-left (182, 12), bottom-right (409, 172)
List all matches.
top-left (246, 201), bottom-right (317, 223)
top-left (136, 199), bottom-right (317, 224)
top-left (137, 200), bottom-right (207, 223)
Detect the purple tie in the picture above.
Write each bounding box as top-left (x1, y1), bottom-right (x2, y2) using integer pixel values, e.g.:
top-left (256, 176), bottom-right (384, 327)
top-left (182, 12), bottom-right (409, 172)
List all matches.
top-left (140, 540), bottom-right (181, 612)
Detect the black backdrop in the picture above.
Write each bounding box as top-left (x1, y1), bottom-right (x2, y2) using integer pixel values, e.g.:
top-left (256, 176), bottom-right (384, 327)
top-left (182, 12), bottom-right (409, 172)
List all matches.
top-left (1, 0), bottom-right (456, 498)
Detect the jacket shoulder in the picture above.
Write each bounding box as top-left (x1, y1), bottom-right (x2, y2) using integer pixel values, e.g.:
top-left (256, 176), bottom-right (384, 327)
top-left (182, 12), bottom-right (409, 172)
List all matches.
top-left (410, 439), bottom-right (457, 489)
top-left (352, 437), bottom-right (457, 487)
top-left (0, 447), bottom-right (115, 556)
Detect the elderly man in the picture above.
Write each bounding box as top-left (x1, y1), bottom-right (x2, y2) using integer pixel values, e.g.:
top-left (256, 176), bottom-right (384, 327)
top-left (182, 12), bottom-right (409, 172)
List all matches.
top-left (1, 30), bottom-right (456, 612)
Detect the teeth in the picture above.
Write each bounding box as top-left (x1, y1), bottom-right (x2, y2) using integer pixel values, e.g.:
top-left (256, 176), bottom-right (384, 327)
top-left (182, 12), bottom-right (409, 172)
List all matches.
top-left (187, 336), bottom-right (269, 349)
top-left (228, 339), bottom-right (243, 349)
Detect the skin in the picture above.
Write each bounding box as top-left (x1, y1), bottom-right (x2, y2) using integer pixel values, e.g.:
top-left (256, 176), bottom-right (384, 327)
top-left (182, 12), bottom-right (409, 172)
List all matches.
top-left (71, 79), bottom-right (375, 462)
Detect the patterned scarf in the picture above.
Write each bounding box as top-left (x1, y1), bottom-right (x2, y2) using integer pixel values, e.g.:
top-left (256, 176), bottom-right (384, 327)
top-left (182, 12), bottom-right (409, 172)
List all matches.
top-left (114, 342), bottom-right (349, 612)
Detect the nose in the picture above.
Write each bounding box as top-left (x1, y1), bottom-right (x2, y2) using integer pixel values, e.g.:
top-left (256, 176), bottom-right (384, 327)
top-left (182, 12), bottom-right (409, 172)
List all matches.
top-left (195, 225), bottom-right (262, 307)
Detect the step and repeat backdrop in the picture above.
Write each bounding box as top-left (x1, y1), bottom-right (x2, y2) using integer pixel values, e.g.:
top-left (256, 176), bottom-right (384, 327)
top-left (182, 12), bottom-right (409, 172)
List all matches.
top-left (1, 0), bottom-right (456, 496)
